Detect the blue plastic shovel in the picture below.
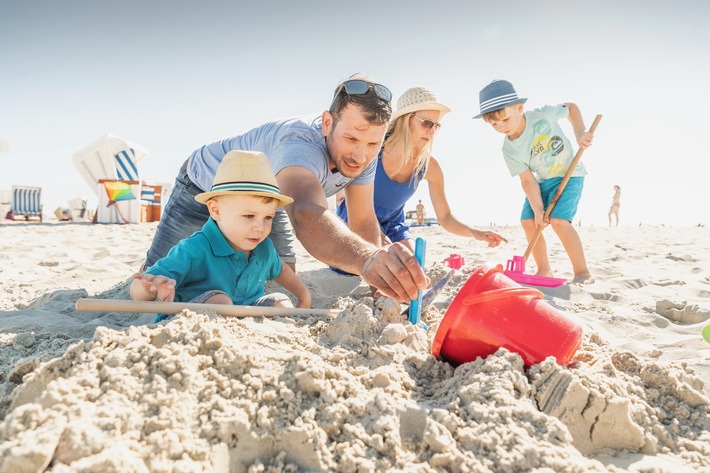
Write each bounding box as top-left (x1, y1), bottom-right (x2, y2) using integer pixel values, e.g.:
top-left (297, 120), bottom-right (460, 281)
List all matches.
top-left (408, 238), bottom-right (426, 325)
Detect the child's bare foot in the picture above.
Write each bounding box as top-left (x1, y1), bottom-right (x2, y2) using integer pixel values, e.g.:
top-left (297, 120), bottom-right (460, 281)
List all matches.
top-left (571, 273), bottom-right (595, 284)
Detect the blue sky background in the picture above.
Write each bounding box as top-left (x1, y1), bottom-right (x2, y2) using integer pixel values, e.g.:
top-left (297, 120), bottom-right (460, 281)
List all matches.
top-left (2, 0), bottom-right (708, 226)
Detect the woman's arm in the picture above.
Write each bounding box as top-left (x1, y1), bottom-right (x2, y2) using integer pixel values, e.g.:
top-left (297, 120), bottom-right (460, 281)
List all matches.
top-left (426, 157), bottom-right (507, 247)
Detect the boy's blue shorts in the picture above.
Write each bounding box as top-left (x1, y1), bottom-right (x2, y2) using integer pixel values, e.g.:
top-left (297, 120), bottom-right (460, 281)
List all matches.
top-left (521, 176), bottom-right (584, 222)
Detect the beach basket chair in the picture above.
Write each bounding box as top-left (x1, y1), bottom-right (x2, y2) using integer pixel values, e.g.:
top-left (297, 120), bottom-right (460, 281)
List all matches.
top-left (10, 185), bottom-right (43, 221)
top-left (72, 134), bottom-right (148, 196)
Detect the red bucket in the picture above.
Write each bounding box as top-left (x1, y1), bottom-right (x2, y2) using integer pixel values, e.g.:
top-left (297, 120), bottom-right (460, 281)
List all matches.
top-left (431, 264), bottom-right (583, 367)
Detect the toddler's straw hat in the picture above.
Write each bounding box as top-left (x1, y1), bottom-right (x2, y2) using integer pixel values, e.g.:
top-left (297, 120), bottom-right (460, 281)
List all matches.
top-left (390, 87), bottom-right (451, 123)
top-left (474, 79), bottom-right (527, 119)
top-left (195, 150), bottom-right (294, 207)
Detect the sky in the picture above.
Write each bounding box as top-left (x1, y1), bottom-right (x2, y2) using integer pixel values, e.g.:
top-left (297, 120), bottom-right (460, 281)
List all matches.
top-left (2, 0), bottom-right (709, 227)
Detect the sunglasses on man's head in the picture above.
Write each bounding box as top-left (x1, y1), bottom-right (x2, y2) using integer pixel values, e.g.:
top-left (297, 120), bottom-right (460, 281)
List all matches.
top-left (333, 79), bottom-right (393, 102)
top-left (412, 115), bottom-right (442, 130)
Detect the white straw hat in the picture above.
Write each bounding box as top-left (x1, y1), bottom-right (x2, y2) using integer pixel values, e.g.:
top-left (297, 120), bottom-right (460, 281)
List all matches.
top-left (195, 150), bottom-right (294, 208)
top-left (390, 87), bottom-right (451, 123)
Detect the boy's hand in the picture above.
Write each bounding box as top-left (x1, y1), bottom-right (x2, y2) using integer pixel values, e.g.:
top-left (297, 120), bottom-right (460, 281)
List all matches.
top-left (132, 273), bottom-right (176, 302)
top-left (533, 208), bottom-right (546, 227)
top-left (577, 130), bottom-right (594, 150)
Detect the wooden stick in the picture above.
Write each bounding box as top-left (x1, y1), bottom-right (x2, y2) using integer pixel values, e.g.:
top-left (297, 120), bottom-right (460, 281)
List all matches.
top-left (76, 298), bottom-right (341, 318)
top-left (523, 114), bottom-right (603, 260)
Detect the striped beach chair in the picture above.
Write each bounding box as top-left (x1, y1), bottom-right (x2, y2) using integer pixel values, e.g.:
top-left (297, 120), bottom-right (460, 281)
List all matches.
top-left (72, 134), bottom-right (148, 196)
top-left (115, 148), bottom-right (140, 181)
top-left (11, 185), bottom-right (42, 221)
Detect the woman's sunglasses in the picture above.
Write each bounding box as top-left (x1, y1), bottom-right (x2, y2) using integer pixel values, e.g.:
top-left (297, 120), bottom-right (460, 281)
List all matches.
top-left (412, 115), bottom-right (442, 130)
top-left (333, 79), bottom-right (393, 103)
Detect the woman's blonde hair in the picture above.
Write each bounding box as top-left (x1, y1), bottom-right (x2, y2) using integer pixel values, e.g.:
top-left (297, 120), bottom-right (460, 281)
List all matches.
top-left (383, 113), bottom-right (434, 186)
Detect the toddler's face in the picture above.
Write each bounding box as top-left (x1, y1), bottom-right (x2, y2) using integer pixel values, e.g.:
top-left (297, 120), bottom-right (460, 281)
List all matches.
top-left (485, 104), bottom-right (525, 139)
top-left (209, 194), bottom-right (278, 253)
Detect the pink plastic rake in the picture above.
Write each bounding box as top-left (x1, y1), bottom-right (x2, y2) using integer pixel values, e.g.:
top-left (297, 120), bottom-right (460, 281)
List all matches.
top-left (504, 114), bottom-right (602, 287)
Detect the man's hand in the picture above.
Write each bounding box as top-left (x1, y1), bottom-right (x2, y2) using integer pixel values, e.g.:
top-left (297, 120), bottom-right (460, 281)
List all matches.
top-left (361, 243), bottom-right (429, 302)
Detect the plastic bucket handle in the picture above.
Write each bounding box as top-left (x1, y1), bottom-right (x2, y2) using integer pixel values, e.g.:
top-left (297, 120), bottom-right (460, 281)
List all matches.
top-left (461, 287), bottom-right (544, 307)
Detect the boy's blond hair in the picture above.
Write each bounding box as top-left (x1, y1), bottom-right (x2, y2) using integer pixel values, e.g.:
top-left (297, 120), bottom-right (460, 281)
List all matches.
top-left (482, 104), bottom-right (518, 123)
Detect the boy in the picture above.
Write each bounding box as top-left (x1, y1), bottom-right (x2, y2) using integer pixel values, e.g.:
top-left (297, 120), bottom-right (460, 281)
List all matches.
top-left (131, 150), bottom-right (311, 322)
top-left (475, 79), bottom-right (595, 283)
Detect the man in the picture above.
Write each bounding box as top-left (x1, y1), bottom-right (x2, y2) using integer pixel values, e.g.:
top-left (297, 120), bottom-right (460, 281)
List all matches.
top-left (144, 74), bottom-right (427, 302)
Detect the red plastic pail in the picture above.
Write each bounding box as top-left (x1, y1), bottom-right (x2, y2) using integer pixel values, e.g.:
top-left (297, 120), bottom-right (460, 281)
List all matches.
top-left (431, 264), bottom-right (583, 367)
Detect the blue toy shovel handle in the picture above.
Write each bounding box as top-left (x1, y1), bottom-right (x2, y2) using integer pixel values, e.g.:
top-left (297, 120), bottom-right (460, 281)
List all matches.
top-left (409, 238), bottom-right (426, 325)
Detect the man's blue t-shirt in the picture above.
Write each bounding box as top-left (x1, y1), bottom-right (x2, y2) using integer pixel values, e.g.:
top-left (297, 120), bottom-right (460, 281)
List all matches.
top-left (145, 218), bottom-right (283, 304)
top-left (186, 115), bottom-right (377, 196)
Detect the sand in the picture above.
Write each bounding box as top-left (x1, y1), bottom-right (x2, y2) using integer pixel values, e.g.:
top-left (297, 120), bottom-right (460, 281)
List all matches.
top-left (0, 221), bottom-right (708, 472)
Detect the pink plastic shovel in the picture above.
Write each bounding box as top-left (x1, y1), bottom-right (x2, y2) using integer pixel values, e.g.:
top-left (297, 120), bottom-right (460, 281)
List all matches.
top-left (504, 114), bottom-right (602, 287)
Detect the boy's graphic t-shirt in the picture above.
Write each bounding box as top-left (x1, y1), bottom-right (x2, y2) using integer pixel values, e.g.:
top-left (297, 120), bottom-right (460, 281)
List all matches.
top-left (502, 104), bottom-right (587, 181)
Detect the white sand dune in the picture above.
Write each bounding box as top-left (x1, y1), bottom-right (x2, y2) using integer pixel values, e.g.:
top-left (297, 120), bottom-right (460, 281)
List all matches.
top-left (0, 221), bottom-right (708, 472)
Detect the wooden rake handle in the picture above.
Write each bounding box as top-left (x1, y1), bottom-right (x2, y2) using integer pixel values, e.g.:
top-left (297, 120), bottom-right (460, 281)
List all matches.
top-left (76, 298), bottom-right (341, 318)
top-left (523, 114), bottom-right (602, 260)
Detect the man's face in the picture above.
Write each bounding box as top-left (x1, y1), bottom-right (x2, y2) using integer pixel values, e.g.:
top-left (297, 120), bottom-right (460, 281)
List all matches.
top-left (322, 103), bottom-right (388, 178)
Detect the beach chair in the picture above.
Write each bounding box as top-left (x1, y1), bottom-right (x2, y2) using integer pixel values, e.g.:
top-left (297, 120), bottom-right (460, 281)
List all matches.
top-left (10, 185), bottom-right (42, 221)
top-left (140, 183), bottom-right (162, 222)
top-left (72, 134), bottom-right (148, 196)
top-left (68, 196), bottom-right (90, 221)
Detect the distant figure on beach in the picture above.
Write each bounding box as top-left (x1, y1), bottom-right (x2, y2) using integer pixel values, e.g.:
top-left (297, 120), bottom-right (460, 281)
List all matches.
top-left (142, 74), bottom-right (427, 302)
top-left (335, 87), bottom-right (507, 255)
top-left (131, 151), bottom-right (311, 323)
top-left (476, 79), bottom-right (594, 284)
top-left (415, 200), bottom-right (425, 225)
top-left (608, 185), bottom-right (621, 226)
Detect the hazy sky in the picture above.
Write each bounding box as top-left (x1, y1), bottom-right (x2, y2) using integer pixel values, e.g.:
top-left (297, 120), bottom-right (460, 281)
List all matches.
top-left (2, 0), bottom-right (709, 227)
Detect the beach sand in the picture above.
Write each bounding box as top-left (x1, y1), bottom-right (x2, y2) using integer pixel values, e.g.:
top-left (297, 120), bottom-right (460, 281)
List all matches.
top-left (0, 221), bottom-right (708, 472)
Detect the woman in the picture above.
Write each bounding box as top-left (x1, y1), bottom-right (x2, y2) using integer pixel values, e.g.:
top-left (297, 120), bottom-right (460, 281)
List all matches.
top-left (337, 86), bottom-right (507, 254)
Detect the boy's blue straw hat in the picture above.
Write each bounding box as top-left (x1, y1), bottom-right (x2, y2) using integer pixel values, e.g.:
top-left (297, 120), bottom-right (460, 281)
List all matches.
top-left (474, 80), bottom-right (527, 119)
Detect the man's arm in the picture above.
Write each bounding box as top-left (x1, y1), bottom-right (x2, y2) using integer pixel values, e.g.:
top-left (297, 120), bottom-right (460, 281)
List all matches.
top-left (341, 182), bottom-right (382, 246)
top-left (277, 165), bottom-right (427, 301)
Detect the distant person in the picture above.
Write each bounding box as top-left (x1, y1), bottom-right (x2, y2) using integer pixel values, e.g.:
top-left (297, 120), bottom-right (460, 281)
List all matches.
top-left (475, 79), bottom-right (594, 284)
top-left (336, 87), bottom-right (507, 254)
top-left (415, 200), bottom-right (425, 225)
top-left (131, 151), bottom-right (311, 322)
top-left (143, 74), bottom-right (428, 302)
top-left (608, 185), bottom-right (621, 226)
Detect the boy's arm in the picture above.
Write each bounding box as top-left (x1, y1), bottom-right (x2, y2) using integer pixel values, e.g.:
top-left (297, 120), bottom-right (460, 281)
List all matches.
top-left (273, 262), bottom-right (312, 309)
top-left (519, 169), bottom-right (546, 227)
top-left (564, 102), bottom-right (594, 149)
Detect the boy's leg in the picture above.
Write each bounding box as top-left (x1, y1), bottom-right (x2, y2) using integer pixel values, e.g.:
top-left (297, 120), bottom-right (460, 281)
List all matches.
top-left (520, 195), bottom-right (552, 276)
top-left (145, 161), bottom-right (209, 268)
top-left (549, 219), bottom-right (593, 283)
top-left (547, 177), bottom-right (593, 283)
top-left (521, 219), bottom-right (552, 276)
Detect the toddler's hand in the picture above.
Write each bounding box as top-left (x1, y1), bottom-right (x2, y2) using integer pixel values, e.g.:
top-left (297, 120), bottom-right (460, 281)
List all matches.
top-left (132, 273), bottom-right (176, 302)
